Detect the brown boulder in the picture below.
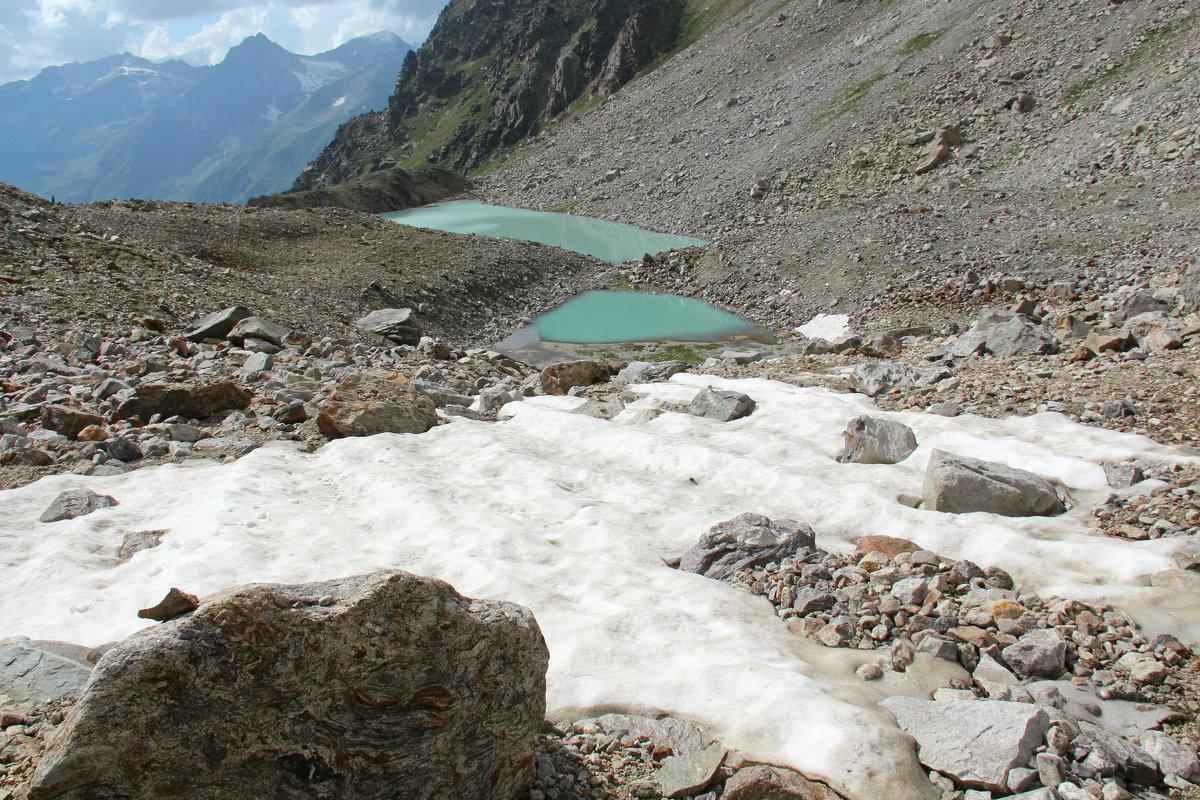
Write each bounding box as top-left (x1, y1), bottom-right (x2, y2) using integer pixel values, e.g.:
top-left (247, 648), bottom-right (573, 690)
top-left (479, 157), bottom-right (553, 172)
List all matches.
top-left (723, 764), bottom-right (844, 800)
top-left (41, 405), bottom-right (104, 440)
top-left (540, 360), bottom-right (620, 395)
top-left (855, 535), bottom-right (921, 558)
top-left (317, 398), bottom-right (437, 438)
top-left (113, 381), bottom-right (251, 422)
top-left (29, 571), bottom-right (548, 800)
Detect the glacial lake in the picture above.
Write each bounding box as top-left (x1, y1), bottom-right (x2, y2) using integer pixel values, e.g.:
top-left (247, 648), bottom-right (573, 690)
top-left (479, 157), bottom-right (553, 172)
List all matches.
top-left (379, 199), bottom-right (707, 264)
top-left (501, 290), bottom-right (764, 346)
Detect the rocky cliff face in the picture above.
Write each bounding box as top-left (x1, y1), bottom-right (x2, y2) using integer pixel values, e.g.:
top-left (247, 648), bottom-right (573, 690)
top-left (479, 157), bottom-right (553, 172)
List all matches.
top-left (293, 0), bottom-right (683, 190)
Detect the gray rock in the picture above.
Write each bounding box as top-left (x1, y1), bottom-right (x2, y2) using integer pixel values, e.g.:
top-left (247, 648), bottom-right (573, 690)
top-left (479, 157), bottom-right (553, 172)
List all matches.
top-left (851, 361), bottom-right (919, 397)
top-left (1104, 462), bottom-right (1144, 489)
top-left (241, 351), bottom-right (274, 374)
top-left (585, 714), bottom-right (710, 756)
top-left (102, 436), bottom-right (142, 462)
top-left (839, 415), bottom-right (918, 464)
top-left (540, 360), bottom-right (618, 395)
top-left (29, 570), bottom-right (547, 800)
top-left (1003, 629), bottom-right (1067, 679)
top-left (923, 450), bottom-right (1065, 517)
top-left (722, 764), bottom-right (841, 799)
top-left (227, 317), bottom-right (289, 347)
top-left (1036, 752), bottom-right (1066, 788)
top-left (355, 308), bottom-right (422, 345)
top-left (1007, 790), bottom-right (1059, 800)
top-left (186, 306), bottom-right (252, 342)
top-left (984, 316), bottom-right (1059, 358)
top-left (654, 742), bottom-right (725, 798)
top-left (928, 401), bottom-right (962, 417)
top-left (890, 577), bottom-right (928, 605)
top-left (1139, 730), bottom-right (1200, 782)
top-left (680, 513), bottom-right (816, 580)
top-left (39, 489), bottom-right (118, 523)
top-left (411, 379), bottom-right (474, 408)
top-left (917, 635), bottom-right (959, 662)
top-left (688, 386), bottom-right (755, 421)
top-left (615, 360), bottom-right (690, 383)
top-left (114, 381), bottom-right (252, 421)
top-left (1117, 291), bottom-right (1170, 323)
top-left (1077, 721), bottom-right (1158, 784)
top-left (880, 697), bottom-right (1049, 792)
top-left (0, 638), bottom-right (94, 704)
top-left (1182, 256), bottom-right (1200, 314)
top-left (792, 588), bottom-right (838, 616)
top-left (119, 530), bottom-right (165, 559)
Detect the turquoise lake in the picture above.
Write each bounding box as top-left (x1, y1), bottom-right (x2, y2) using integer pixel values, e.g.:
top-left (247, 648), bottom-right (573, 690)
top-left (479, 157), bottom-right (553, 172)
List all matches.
top-left (507, 290), bottom-right (763, 344)
top-left (379, 199), bottom-right (707, 264)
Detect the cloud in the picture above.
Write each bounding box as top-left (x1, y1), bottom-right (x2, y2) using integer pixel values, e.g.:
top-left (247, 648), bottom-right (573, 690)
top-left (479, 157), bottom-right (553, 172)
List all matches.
top-left (0, 0), bottom-right (446, 84)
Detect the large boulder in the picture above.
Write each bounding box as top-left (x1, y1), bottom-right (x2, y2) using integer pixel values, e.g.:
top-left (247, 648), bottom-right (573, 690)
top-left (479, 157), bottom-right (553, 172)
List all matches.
top-left (355, 308), bottom-right (422, 345)
top-left (680, 513), bottom-right (815, 580)
top-left (0, 638), bottom-right (95, 704)
top-left (29, 570), bottom-right (548, 800)
top-left (922, 450), bottom-right (1065, 517)
top-left (185, 306), bottom-right (252, 342)
top-left (983, 316), bottom-right (1059, 358)
top-left (880, 697), bottom-right (1049, 792)
top-left (113, 381), bottom-right (251, 422)
top-left (1002, 629), bottom-right (1067, 679)
top-left (838, 416), bottom-right (918, 464)
top-left (688, 387), bottom-right (756, 421)
top-left (540, 360), bottom-right (618, 395)
top-left (850, 361), bottom-right (919, 397)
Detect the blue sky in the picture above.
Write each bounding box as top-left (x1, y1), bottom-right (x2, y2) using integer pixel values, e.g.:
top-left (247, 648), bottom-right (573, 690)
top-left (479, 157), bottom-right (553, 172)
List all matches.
top-left (0, 0), bottom-right (450, 84)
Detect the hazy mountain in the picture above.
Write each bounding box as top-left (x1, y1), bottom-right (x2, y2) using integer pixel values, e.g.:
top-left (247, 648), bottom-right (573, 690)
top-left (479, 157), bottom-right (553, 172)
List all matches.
top-left (0, 32), bottom-right (411, 204)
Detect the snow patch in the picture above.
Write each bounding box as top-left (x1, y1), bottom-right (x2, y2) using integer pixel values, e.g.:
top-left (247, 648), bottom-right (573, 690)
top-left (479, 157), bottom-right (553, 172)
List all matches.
top-left (795, 312), bottom-right (850, 340)
top-left (1, 376), bottom-right (1194, 800)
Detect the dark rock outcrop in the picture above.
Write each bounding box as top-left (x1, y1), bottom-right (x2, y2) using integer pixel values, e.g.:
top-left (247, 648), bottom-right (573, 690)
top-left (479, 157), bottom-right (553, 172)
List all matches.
top-left (29, 570), bottom-right (548, 800)
top-left (293, 0), bottom-right (685, 187)
top-left (113, 381), bottom-right (251, 422)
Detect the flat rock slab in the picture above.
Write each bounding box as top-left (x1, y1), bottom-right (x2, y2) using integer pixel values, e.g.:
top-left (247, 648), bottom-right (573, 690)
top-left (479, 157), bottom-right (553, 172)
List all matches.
top-left (29, 570), bottom-right (548, 800)
top-left (113, 381), bottom-right (251, 422)
top-left (227, 316), bottom-right (288, 346)
top-left (39, 489), bottom-right (117, 523)
top-left (0, 638), bottom-right (95, 704)
top-left (355, 308), bottom-right (422, 345)
top-left (688, 386), bottom-right (755, 421)
top-left (680, 513), bottom-right (816, 580)
top-left (584, 714), bottom-right (711, 756)
top-left (655, 742), bottom-right (726, 798)
top-left (880, 697), bottom-right (1049, 792)
top-left (615, 360), bottom-right (690, 383)
top-left (923, 449), bottom-right (1065, 517)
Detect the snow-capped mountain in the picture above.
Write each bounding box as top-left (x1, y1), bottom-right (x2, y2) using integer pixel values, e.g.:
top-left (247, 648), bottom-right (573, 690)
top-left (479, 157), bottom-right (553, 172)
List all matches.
top-left (0, 32), bottom-right (411, 204)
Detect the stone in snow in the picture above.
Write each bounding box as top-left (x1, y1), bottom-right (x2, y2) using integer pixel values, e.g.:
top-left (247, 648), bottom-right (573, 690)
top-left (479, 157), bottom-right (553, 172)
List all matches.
top-left (317, 395), bottom-right (437, 438)
top-left (688, 386), bottom-right (755, 421)
top-left (38, 489), bottom-right (117, 523)
top-left (583, 713), bottom-right (710, 757)
top-left (185, 306), bottom-right (252, 342)
top-left (354, 307), bottom-right (422, 345)
top-left (922, 449), bottom-right (1065, 517)
top-left (838, 415), bottom-right (917, 464)
top-left (680, 513), bottom-right (816, 580)
top-left (137, 588), bottom-right (199, 622)
top-left (879, 697), bottom-right (1049, 792)
top-left (29, 570), bottom-right (548, 800)
top-left (0, 638), bottom-right (95, 704)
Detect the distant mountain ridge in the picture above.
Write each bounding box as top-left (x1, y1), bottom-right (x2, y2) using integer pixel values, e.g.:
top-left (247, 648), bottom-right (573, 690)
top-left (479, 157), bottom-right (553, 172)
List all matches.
top-left (0, 32), bottom-right (411, 204)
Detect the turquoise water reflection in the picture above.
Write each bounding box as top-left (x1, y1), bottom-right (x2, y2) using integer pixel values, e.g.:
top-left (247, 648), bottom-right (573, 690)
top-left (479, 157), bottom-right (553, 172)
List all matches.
top-left (380, 199), bottom-right (706, 264)
top-left (524, 290), bottom-right (762, 344)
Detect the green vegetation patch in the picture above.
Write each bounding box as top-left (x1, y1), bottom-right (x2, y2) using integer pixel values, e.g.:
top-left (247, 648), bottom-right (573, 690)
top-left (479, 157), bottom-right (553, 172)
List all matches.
top-left (897, 27), bottom-right (946, 56)
top-left (1063, 12), bottom-right (1195, 105)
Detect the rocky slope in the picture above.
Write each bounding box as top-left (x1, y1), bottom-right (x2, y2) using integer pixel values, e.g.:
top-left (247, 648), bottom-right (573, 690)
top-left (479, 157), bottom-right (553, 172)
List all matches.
top-left (477, 0), bottom-right (1198, 331)
top-left (293, 0), bottom-right (684, 188)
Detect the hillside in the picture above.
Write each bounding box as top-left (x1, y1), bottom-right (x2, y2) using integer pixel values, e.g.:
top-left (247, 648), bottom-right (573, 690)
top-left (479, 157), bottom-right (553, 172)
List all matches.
top-left (0, 32), bottom-right (411, 204)
top-left (293, 0), bottom-right (684, 189)
top-left (476, 0), bottom-right (1199, 329)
